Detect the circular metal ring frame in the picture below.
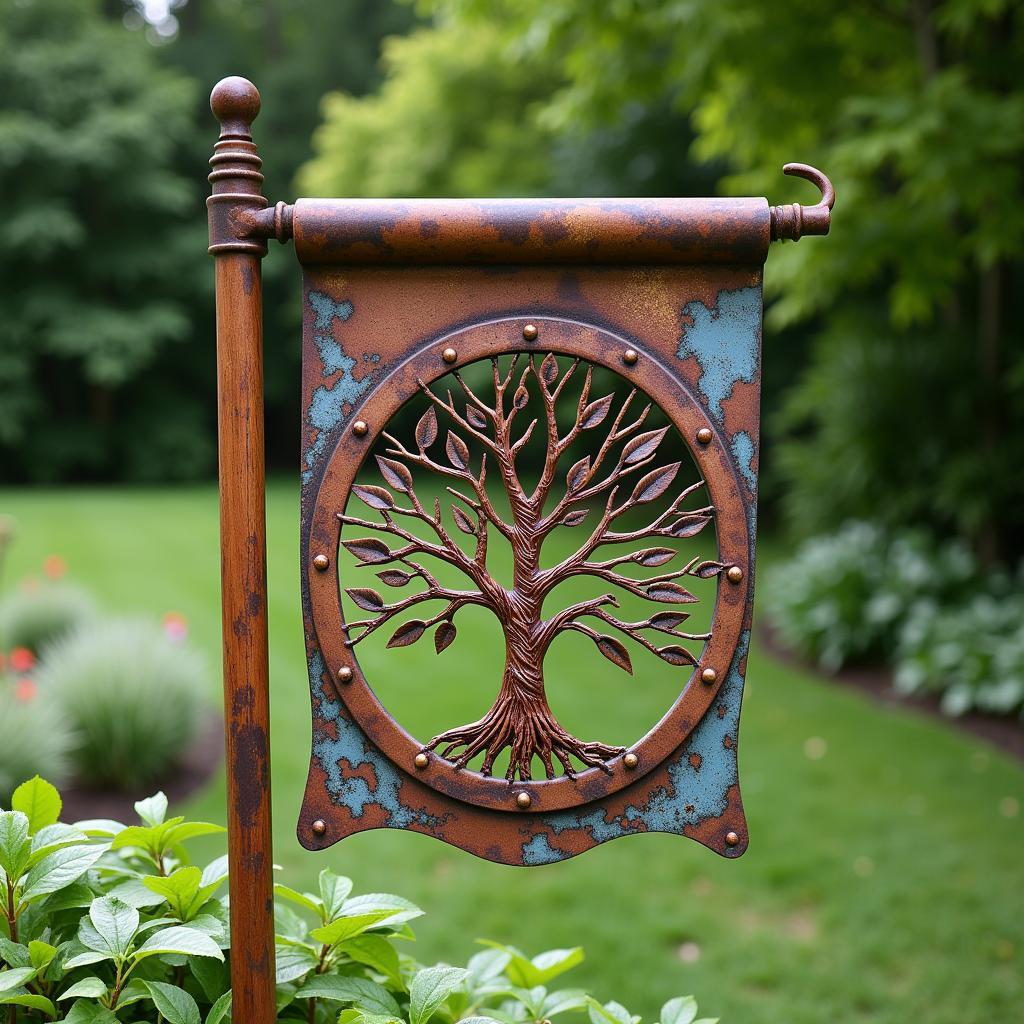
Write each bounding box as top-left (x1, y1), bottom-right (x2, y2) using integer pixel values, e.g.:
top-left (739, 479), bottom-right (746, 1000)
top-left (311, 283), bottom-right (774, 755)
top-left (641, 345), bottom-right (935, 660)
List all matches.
top-left (308, 316), bottom-right (750, 813)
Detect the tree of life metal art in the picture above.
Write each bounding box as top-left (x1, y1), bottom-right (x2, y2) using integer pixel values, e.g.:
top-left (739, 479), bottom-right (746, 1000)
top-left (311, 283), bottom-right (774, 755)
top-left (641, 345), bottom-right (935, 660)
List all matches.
top-left (339, 353), bottom-right (721, 784)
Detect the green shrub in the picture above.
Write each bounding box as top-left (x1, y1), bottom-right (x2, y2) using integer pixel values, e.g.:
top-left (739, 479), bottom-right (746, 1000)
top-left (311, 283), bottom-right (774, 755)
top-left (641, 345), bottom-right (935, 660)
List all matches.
top-left (0, 776), bottom-right (720, 1024)
top-left (0, 581), bottom-right (96, 655)
top-left (895, 582), bottom-right (1024, 717)
top-left (766, 521), bottom-right (975, 671)
top-left (0, 685), bottom-right (76, 802)
top-left (37, 618), bottom-right (208, 788)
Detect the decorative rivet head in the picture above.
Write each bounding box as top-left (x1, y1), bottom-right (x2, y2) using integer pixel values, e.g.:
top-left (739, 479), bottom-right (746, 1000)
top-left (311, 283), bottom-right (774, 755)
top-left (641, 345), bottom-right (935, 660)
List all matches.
top-left (515, 791), bottom-right (532, 809)
top-left (414, 752), bottom-right (430, 770)
top-left (311, 819), bottom-right (327, 836)
top-left (442, 347), bottom-right (458, 364)
top-left (337, 666), bottom-right (353, 684)
top-left (727, 565), bottom-right (744, 584)
top-left (701, 667), bottom-right (718, 685)
top-left (312, 554), bottom-right (330, 572)
top-left (522, 324), bottom-right (538, 341)
top-left (623, 752), bottom-right (639, 769)
top-left (725, 831), bottom-right (740, 847)
top-left (352, 420), bottom-right (368, 437)
top-left (622, 348), bottom-right (639, 365)
top-left (696, 427), bottom-right (713, 445)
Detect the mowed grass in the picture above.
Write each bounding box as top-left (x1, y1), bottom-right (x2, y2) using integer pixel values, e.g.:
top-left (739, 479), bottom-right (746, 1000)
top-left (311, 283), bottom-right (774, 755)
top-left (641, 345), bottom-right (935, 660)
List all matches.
top-left (1, 482), bottom-right (1022, 1024)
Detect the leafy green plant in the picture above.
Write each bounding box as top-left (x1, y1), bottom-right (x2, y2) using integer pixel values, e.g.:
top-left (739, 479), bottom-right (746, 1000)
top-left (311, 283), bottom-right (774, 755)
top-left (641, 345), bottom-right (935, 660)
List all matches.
top-left (0, 777), bottom-right (719, 1024)
top-left (36, 620), bottom-right (208, 788)
top-left (895, 583), bottom-right (1024, 717)
top-left (0, 584), bottom-right (95, 657)
top-left (766, 521), bottom-right (975, 671)
top-left (0, 689), bottom-right (75, 803)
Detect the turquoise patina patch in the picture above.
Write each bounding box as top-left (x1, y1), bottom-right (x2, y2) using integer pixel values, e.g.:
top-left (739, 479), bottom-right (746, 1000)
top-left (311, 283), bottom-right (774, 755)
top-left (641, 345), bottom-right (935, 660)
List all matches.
top-left (528, 630), bottom-right (749, 860)
top-left (304, 291), bottom-right (379, 482)
top-left (731, 430), bottom-right (757, 496)
top-left (677, 288), bottom-right (761, 423)
top-left (309, 651), bottom-right (438, 829)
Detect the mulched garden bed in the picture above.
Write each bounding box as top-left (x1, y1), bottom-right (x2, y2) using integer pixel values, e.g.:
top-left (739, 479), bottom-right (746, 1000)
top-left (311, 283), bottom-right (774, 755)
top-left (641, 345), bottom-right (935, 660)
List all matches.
top-left (758, 622), bottom-right (1024, 761)
top-left (59, 711), bottom-right (224, 822)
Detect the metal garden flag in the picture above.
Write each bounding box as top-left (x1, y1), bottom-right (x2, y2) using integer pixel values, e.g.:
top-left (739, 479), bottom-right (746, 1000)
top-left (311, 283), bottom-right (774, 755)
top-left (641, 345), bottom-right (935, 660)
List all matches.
top-left (208, 75), bottom-right (833, 1019)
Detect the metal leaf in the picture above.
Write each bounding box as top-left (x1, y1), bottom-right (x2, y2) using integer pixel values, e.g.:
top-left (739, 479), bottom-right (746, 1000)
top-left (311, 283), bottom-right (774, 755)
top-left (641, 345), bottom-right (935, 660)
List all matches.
top-left (669, 516), bottom-right (711, 538)
top-left (657, 645), bottom-right (697, 667)
top-left (560, 508), bottom-right (590, 527)
top-left (387, 620), bottom-right (426, 649)
top-left (352, 485), bottom-right (394, 511)
top-left (375, 456), bottom-right (413, 494)
top-left (451, 506), bottom-right (476, 535)
top-left (540, 353), bottom-right (559, 385)
top-left (634, 547), bottom-right (676, 567)
top-left (346, 588), bottom-right (385, 612)
top-left (630, 462), bottom-right (680, 504)
top-left (621, 426), bottom-right (669, 465)
top-left (649, 611), bottom-right (690, 630)
top-left (691, 560), bottom-right (726, 579)
top-left (342, 538), bottom-right (393, 564)
top-left (593, 635), bottom-right (633, 674)
top-left (645, 582), bottom-right (698, 604)
top-left (434, 622), bottom-right (457, 654)
top-left (566, 456), bottom-right (590, 492)
top-left (415, 407), bottom-right (438, 449)
top-left (512, 384), bottom-right (529, 410)
top-left (377, 570), bottom-right (412, 588)
top-left (580, 394), bottom-right (613, 430)
top-left (465, 406), bottom-right (487, 429)
top-left (445, 431), bottom-right (469, 470)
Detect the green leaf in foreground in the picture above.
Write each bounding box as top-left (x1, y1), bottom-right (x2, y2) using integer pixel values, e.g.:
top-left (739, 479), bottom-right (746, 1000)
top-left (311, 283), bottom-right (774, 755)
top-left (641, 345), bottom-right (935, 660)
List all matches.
top-left (11, 777), bottom-right (61, 833)
top-left (294, 975), bottom-right (401, 1017)
top-left (206, 990), bottom-right (232, 1024)
top-left (660, 996), bottom-right (699, 1024)
top-left (143, 980), bottom-right (201, 1024)
top-left (135, 926), bottom-right (224, 961)
top-left (58, 978), bottom-right (109, 1001)
top-left (0, 993), bottom-right (57, 1016)
top-left (408, 965), bottom-right (468, 1024)
top-left (22, 843), bottom-right (108, 903)
top-left (0, 811), bottom-right (31, 881)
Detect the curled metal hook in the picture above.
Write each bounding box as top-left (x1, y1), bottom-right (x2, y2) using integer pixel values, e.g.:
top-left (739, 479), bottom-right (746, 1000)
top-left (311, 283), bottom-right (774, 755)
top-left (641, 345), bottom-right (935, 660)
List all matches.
top-left (770, 163), bottom-right (834, 242)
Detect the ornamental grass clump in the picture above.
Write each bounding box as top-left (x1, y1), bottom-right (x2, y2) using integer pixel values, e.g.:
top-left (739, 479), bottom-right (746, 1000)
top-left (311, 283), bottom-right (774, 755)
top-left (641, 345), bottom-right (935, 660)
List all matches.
top-left (0, 685), bottom-right (75, 802)
top-left (0, 775), bottom-right (721, 1024)
top-left (0, 581), bottom-right (96, 655)
top-left (38, 618), bottom-right (208, 788)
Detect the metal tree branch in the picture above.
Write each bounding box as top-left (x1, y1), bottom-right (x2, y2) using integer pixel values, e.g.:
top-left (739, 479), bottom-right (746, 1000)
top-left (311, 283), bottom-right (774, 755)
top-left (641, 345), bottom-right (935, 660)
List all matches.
top-left (338, 353), bottom-right (720, 781)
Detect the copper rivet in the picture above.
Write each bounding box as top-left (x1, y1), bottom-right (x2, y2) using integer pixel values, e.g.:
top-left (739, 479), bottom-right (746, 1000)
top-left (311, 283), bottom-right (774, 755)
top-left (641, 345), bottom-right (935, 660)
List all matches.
top-left (701, 667), bottom-right (717, 685)
top-left (623, 348), bottom-right (638, 365)
top-left (515, 792), bottom-right (532, 809)
top-left (696, 427), bottom-right (713, 445)
top-left (442, 347), bottom-right (458, 364)
top-left (522, 324), bottom-right (538, 341)
top-left (725, 831), bottom-right (739, 847)
top-left (311, 819), bottom-right (326, 835)
top-left (727, 565), bottom-right (744, 584)
top-left (623, 752), bottom-right (639, 769)
top-left (352, 420), bottom-right (368, 436)
top-left (414, 752), bottom-right (429, 770)
top-left (312, 554), bottom-right (329, 572)
top-left (337, 666), bottom-right (353, 683)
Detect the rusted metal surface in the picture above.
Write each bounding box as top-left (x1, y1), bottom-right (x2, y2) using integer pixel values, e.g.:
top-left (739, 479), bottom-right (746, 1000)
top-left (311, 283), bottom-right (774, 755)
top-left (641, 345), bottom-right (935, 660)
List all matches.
top-left (297, 254), bottom-right (763, 863)
top-left (769, 164), bottom-right (834, 241)
top-left (208, 78), bottom-right (275, 1024)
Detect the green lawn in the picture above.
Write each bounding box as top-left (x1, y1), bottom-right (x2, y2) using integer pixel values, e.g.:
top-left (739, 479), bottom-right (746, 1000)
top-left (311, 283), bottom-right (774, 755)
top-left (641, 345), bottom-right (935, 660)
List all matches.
top-left (1, 482), bottom-right (1022, 1024)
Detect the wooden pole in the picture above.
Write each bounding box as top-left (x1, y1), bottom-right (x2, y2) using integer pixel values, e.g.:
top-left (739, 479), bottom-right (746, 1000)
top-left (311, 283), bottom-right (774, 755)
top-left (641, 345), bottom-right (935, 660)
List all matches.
top-left (208, 77), bottom-right (275, 1024)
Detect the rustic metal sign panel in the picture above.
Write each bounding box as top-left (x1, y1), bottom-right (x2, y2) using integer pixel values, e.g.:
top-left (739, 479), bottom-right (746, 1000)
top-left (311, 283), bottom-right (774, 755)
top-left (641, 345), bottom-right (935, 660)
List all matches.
top-left (285, 189), bottom-right (831, 866)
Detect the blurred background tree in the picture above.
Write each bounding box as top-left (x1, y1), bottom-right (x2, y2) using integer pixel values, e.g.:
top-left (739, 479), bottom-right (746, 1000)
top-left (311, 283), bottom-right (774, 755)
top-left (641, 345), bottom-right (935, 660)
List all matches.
top-left (2, 0), bottom-right (1021, 565)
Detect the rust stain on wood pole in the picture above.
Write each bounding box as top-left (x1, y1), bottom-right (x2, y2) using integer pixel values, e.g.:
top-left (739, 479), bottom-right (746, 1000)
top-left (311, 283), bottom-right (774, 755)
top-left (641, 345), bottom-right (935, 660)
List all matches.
top-left (208, 76), bottom-right (275, 1024)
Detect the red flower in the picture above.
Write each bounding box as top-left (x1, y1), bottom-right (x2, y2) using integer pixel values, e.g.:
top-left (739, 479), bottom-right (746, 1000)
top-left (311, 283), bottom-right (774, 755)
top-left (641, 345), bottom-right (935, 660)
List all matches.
top-left (16, 678), bottom-right (37, 702)
top-left (163, 612), bottom-right (188, 644)
top-left (9, 647), bottom-right (35, 673)
top-left (43, 554), bottom-right (67, 580)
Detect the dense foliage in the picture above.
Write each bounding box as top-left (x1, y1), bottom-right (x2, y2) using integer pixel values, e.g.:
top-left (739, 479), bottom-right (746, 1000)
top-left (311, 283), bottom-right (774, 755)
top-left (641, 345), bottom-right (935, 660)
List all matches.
top-left (0, 778), bottom-right (719, 1024)
top-left (768, 521), bottom-right (1024, 716)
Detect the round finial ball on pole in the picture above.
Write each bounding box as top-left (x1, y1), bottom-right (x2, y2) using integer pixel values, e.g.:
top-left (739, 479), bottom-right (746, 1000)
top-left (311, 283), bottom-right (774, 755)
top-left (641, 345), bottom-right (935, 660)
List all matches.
top-left (210, 76), bottom-right (261, 135)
